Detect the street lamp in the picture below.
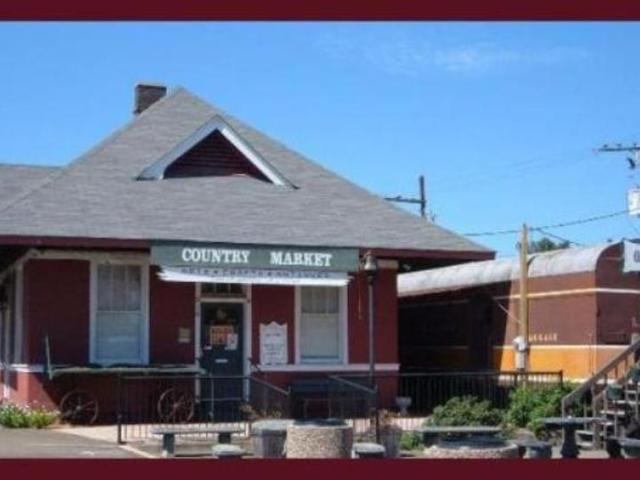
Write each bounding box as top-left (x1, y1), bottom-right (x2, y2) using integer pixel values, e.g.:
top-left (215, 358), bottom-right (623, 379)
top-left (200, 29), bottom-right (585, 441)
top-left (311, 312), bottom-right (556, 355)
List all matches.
top-left (362, 252), bottom-right (378, 386)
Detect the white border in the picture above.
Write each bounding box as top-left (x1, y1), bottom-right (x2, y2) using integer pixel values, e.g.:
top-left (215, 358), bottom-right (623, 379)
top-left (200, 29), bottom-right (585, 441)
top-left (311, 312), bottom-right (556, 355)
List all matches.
top-left (137, 116), bottom-right (290, 186)
top-left (294, 285), bottom-right (349, 365)
top-left (89, 256), bottom-right (150, 365)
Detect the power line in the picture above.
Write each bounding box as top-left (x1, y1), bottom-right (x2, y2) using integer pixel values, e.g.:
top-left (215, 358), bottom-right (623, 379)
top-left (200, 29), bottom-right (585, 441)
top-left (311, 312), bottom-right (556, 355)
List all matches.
top-left (535, 228), bottom-right (584, 247)
top-left (463, 209), bottom-right (628, 237)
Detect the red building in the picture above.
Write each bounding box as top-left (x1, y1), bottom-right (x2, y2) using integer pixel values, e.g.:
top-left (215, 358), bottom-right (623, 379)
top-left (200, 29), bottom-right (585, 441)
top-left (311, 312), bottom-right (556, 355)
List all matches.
top-left (0, 84), bottom-right (491, 421)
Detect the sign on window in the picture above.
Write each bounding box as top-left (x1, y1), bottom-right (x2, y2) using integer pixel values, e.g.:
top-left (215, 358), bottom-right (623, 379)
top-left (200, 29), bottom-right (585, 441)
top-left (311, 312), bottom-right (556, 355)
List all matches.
top-left (260, 322), bottom-right (288, 365)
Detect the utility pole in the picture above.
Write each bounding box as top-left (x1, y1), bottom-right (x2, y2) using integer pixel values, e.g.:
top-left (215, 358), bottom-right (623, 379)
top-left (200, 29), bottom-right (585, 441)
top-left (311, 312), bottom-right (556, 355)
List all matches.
top-left (597, 143), bottom-right (640, 169)
top-left (385, 175), bottom-right (429, 219)
top-left (518, 223), bottom-right (530, 372)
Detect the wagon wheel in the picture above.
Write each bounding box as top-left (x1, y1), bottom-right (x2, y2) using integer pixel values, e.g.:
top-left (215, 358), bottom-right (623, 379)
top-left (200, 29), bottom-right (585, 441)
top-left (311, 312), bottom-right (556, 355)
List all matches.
top-left (59, 389), bottom-right (99, 425)
top-left (157, 387), bottom-right (195, 423)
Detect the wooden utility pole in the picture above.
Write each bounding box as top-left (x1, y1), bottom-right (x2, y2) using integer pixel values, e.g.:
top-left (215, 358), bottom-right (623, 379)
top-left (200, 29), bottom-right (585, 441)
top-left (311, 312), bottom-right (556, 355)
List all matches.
top-left (519, 223), bottom-right (530, 371)
top-left (384, 175), bottom-right (428, 219)
top-left (419, 175), bottom-right (426, 218)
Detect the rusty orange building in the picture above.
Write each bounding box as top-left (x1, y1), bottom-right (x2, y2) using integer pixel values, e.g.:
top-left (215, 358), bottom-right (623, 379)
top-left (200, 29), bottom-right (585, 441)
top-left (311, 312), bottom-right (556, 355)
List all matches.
top-left (398, 242), bottom-right (640, 380)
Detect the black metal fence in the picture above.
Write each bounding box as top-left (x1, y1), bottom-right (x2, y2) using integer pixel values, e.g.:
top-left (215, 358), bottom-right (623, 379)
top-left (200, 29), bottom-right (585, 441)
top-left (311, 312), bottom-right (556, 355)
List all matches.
top-left (327, 375), bottom-right (378, 440)
top-left (328, 370), bottom-right (563, 437)
top-left (115, 370), bottom-right (562, 443)
top-left (396, 370), bottom-right (563, 413)
top-left (117, 374), bottom-right (290, 443)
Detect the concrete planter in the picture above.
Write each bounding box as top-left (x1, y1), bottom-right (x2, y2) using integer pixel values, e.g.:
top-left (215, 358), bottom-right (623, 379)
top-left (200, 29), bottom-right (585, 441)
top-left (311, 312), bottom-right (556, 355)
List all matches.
top-left (286, 419), bottom-right (353, 458)
top-left (378, 425), bottom-right (403, 458)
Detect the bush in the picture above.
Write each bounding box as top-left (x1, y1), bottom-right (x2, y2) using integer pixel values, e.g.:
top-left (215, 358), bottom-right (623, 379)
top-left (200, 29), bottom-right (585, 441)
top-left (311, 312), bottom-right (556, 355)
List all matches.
top-left (505, 384), bottom-right (574, 436)
top-left (0, 403), bottom-right (58, 429)
top-left (399, 431), bottom-right (422, 451)
top-left (424, 396), bottom-right (504, 427)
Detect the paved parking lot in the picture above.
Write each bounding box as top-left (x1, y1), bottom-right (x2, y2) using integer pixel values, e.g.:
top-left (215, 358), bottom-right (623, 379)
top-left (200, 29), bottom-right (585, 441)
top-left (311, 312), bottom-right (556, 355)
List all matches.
top-left (0, 427), bottom-right (142, 458)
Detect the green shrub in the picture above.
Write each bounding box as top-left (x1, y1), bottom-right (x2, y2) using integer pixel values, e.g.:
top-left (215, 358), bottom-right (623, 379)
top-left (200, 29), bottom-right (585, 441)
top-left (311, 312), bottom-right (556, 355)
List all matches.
top-left (0, 403), bottom-right (58, 429)
top-left (0, 404), bottom-right (30, 428)
top-left (424, 396), bottom-right (504, 427)
top-left (505, 384), bottom-right (574, 436)
top-left (399, 431), bottom-right (422, 451)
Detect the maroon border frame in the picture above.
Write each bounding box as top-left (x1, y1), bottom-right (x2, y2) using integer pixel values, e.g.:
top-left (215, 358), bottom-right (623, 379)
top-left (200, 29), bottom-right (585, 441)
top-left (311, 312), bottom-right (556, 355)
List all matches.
top-left (0, 458), bottom-right (638, 479)
top-left (1, 0), bottom-right (640, 20)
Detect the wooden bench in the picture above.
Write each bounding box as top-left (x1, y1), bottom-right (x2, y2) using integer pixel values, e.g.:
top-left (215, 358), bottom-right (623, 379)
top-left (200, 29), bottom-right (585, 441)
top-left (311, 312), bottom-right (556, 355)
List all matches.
top-left (150, 426), bottom-right (245, 457)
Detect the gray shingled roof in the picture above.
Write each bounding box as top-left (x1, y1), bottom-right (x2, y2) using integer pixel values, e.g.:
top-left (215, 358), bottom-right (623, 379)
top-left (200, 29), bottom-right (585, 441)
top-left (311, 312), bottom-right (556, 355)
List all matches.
top-left (0, 164), bottom-right (61, 210)
top-left (0, 87), bottom-right (490, 254)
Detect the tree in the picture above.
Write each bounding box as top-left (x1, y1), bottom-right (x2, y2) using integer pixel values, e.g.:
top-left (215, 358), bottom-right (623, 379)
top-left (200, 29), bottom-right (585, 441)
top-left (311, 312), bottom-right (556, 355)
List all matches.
top-left (526, 236), bottom-right (571, 253)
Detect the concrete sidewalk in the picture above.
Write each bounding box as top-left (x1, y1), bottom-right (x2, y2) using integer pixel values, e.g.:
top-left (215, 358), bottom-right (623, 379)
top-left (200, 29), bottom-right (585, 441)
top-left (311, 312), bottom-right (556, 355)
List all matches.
top-left (0, 427), bottom-right (142, 458)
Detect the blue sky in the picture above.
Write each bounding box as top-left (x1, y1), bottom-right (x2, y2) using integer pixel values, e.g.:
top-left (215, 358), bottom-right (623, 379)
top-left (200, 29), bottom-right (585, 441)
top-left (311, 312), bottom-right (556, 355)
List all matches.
top-left (1, 22), bottom-right (640, 256)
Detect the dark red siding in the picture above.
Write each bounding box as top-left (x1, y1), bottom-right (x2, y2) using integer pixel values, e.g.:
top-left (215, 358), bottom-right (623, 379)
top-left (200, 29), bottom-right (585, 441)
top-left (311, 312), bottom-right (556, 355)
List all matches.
top-left (164, 130), bottom-right (268, 181)
top-left (23, 259), bottom-right (90, 364)
top-left (348, 269), bottom-right (398, 364)
top-left (251, 285), bottom-right (295, 363)
top-left (149, 266), bottom-right (196, 363)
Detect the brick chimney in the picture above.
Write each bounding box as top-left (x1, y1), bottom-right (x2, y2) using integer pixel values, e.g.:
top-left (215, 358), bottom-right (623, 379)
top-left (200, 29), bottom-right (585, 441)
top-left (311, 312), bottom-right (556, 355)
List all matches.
top-left (133, 83), bottom-right (167, 115)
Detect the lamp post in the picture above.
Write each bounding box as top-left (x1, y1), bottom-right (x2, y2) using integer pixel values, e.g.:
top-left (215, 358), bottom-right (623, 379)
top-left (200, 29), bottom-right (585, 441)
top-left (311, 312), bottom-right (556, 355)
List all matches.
top-left (363, 252), bottom-right (379, 442)
top-left (363, 252), bottom-right (378, 387)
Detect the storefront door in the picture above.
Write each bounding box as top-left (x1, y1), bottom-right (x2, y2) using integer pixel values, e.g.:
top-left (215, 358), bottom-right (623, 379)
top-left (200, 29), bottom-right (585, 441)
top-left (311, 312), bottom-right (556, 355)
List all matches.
top-left (200, 302), bottom-right (244, 376)
top-left (199, 302), bottom-right (245, 421)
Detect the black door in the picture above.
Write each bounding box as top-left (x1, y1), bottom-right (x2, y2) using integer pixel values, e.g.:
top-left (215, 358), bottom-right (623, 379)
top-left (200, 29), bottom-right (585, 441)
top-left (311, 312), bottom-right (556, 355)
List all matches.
top-left (199, 303), bottom-right (244, 421)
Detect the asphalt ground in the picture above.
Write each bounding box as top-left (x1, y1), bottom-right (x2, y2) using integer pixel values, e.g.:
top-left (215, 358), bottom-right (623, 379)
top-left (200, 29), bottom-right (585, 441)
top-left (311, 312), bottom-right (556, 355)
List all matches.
top-left (0, 427), bottom-right (141, 458)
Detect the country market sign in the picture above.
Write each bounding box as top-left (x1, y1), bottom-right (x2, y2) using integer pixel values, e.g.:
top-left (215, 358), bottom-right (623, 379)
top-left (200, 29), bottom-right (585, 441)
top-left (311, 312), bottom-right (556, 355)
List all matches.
top-left (151, 241), bottom-right (360, 272)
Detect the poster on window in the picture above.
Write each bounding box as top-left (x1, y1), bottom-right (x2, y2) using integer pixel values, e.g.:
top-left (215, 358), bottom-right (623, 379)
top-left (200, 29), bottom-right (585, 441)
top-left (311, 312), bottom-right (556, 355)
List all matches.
top-left (225, 333), bottom-right (238, 351)
top-left (210, 325), bottom-right (234, 346)
top-left (260, 322), bottom-right (287, 365)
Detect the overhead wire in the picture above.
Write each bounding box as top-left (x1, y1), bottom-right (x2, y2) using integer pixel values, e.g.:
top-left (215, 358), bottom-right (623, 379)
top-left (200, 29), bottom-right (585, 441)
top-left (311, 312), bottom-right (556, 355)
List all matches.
top-left (463, 209), bottom-right (628, 237)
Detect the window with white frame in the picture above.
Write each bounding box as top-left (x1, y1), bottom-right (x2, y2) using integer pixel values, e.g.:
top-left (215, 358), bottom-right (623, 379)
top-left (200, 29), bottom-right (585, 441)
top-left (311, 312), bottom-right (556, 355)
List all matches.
top-left (299, 286), bottom-right (344, 363)
top-left (93, 264), bottom-right (146, 364)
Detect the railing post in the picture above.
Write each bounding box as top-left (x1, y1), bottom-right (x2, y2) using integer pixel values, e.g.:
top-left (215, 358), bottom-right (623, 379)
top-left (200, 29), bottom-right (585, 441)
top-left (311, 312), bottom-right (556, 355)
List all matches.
top-left (373, 384), bottom-right (380, 444)
top-left (117, 373), bottom-right (124, 445)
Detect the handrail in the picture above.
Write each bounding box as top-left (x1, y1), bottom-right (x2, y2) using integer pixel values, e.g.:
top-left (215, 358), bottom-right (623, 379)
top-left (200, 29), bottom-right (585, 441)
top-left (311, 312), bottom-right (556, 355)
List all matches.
top-left (328, 375), bottom-right (377, 395)
top-left (249, 375), bottom-right (291, 397)
top-left (562, 338), bottom-right (640, 414)
top-left (343, 370), bottom-right (562, 378)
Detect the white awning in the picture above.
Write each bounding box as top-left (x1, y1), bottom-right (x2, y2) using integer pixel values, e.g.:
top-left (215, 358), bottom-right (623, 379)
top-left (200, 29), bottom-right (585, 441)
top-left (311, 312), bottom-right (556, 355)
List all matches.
top-left (159, 266), bottom-right (350, 287)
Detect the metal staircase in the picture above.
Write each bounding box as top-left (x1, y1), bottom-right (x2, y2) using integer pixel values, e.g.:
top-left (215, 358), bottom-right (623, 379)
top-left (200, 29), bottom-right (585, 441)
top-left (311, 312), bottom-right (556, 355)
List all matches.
top-left (561, 339), bottom-right (640, 450)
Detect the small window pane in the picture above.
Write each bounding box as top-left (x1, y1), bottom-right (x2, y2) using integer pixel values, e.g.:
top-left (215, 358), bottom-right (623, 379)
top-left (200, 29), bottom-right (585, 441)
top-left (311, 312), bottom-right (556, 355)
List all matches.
top-left (95, 264), bottom-right (144, 363)
top-left (97, 265), bottom-right (112, 310)
top-left (299, 287), bottom-right (343, 363)
top-left (201, 283), bottom-right (244, 297)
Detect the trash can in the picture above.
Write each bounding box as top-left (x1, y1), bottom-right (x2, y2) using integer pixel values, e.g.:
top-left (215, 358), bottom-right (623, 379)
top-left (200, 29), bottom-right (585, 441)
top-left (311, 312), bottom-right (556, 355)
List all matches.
top-left (251, 420), bottom-right (293, 458)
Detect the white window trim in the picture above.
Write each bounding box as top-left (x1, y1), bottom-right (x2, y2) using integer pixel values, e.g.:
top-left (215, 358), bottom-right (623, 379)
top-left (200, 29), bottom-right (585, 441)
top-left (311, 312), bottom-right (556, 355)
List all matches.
top-left (13, 265), bottom-right (23, 364)
top-left (137, 116), bottom-right (291, 187)
top-left (89, 257), bottom-right (150, 365)
top-left (294, 286), bottom-right (348, 365)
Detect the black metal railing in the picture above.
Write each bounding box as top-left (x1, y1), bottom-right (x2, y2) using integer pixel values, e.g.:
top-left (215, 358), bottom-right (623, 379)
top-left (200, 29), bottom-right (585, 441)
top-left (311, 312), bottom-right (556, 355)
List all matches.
top-left (333, 370), bottom-right (562, 421)
top-left (327, 375), bottom-right (379, 440)
top-left (117, 373), bottom-right (290, 443)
